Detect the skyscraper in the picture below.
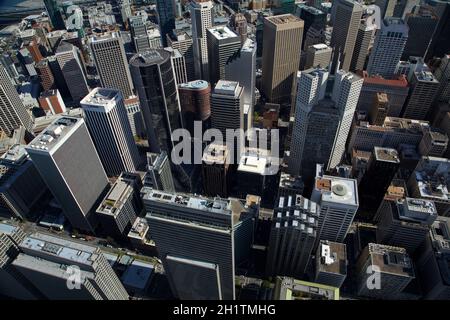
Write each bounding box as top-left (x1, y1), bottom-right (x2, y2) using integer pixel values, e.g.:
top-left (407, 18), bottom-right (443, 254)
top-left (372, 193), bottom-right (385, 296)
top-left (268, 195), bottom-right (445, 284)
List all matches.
top-left (25, 117), bottom-right (109, 232)
top-left (261, 14), bottom-right (304, 104)
top-left (142, 188), bottom-right (258, 300)
top-left (80, 88), bottom-right (141, 176)
top-left (304, 44), bottom-right (332, 70)
top-left (167, 31), bottom-right (196, 81)
top-left (165, 47), bottom-right (188, 85)
top-left (225, 38), bottom-right (257, 107)
top-left (425, 1), bottom-right (450, 60)
top-left (178, 80), bottom-right (211, 135)
top-left (89, 32), bottom-right (134, 99)
top-left (206, 26), bottom-right (241, 86)
top-left (43, 0), bottom-right (66, 30)
top-left (434, 54), bottom-right (450, 103)
top-left (295, 4), bottom-right (326, 49)
top-left (350, 10), bottom-right (377, 72)
top-left (129, 50), bottom-right (182, 153)
top-left (369, 92), bottom-right (389, 125)
top-left (367, 18), bottom-right (409, 78)
top-left (156, 0), bottom-right (176, 47)
top-left (330, 0), bottom-right (363, 72)
top-left (55, 42), bottom-right (89, 103)
top-left (189, 0), bottom-right (214, 80)
top-left (143, 151), bottom-right (175, 192)
top-left (314, 241), bottom-right (347, 288)
top-left (229, 13), bottom-right (248, 44)
top-left (202, 143), bottom-right (230, 197)
top-left (266, 195), bottom-right (319, 278)
top-left (0, 65), bottom-right (33, 136)
top-left (129, 16), bottom-right (151, 53)
top-left (35, 59), bottom-right (56, 91)
top-left (328, 70), bottom-right (363, 170)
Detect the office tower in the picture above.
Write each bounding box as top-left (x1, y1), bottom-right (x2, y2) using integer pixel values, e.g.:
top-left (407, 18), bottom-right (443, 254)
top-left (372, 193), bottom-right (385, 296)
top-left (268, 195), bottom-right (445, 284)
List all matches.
top-left (210, 80), bottom-right (244, 136)
top-left (367, 18), bottom-right (408, 78)
top-left (165, 47), bottom-right (187, 85)
top-left (377, 197), bottom-right (437, 254)
top-left (55, 42), bottom-right (89, 103)
top-left (167, 31), bottom-right (196, 81)
top-left (296, 5), bottom-right (326, 49)
top-left (178, 80), bottom-right (211, 135)
top-left (314, 241), bottom-right (347, 288)
top-left (25, 40), bottom-right (43, 63)
top-left (129, 50), bottom-right (182, 153)
top-left (274, 277), bottom-right (340, 300)
top-left (35, 59), bottom-right (55, 91)
top-left (402, 71), bottom-right (439, 120)
top-left (143, 152), bottom-right (175, 192)
top-left (407, 156), bottom-right (450, 216)
top-left (0, 145), bottom-right (48, 220)
top-left (425, 1), bottom-right (450, 60)
top-left (46, 55), bottom-right (71, 99)
top-left (129, 16), bottom-right (151, 53)
top-left (26, 117), bottom-right (109, 232)
top-left (330, 0), bottom-right (363, 72)
top-left (374, 179), bottom-right (407, 222)
top-left (402, 5), bottom-right (438, 59)
top-left (433, 54), bottom-right (450, 103)
top-left (355, 243), bottom-right (415, 299)
top-left (202, 143), bottom-right (230, 197)
top-left (97, 172), bottom-right (142, 238)
top-left (304, 44), bottom-right (332, 70)
top-left (357, 72), bottom-right (409, 116)
top-left (328, 70), bottom-right (363, 170)
top-left (156, 0), bottom-right (176, 47)
top-left (350, 12), bottom-right (377, 72)
top-left (13, 232), bottom-right (129, 300)
top-left (38, 89), bottom-right (66, 115)
top-left (277, 173), bottom-right (304, 200)
top-left (124, 96), bottom-right (145, 138)
top-left (417, 216), bottom-right (450, 299)
top-left (43, 0), bottom-right (65, 30)
top-left (358, 147), bottom-right (400, 218)
top-left (311, 170), bottom-right (359, 243)
top-left (418, 127), bottom-right (449, 157)
top-left (206, 26), bottom-right (241, 86)
top-left (225, 38), bottom-right (257, 107)
top-left (189, 0), bottom-right (214, 80)
top-left (375, 0), bottom-right (397, 18)
top-left (229, 13), bottom-right (248, 43)
top-left (266, 195), bottom-right (319, 278)
top-left (261, 14), bottom-right (304, 104)
top-left (289, 68), bottom-right (329, 176)
top-left (80, 88), bottom-right (140, 177)
top-left (89, 32), bottom-right (134, 99)
top-left (0, 66), bottom-right (33, 136)
top-left (142, 189), bottom-right (258, 300)
top-left (369, 93), bottom-right (389, 125)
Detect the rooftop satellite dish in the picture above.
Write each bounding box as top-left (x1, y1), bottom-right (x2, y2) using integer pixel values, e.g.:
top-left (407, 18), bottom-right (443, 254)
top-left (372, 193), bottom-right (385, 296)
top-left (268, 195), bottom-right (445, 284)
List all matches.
top-left (332, 183), bottom-right (347, 196)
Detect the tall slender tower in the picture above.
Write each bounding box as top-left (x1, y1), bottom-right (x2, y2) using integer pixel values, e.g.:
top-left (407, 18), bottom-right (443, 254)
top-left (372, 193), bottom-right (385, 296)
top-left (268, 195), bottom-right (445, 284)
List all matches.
top-left (80, 88), bottom-right (141, 177)
top-left (367, 18), bottom-right (409, 78)
top-left (89, 32), bottom-right (134, 99)
top-left (0, 66), bottom-right (33, 136)
top-left (156, 0), bottom-right (176, 47)
top-left (330, 0), bottom-right (363, 72)
top-left (189, 0), bottom-right (214, 80)
top-left (262, 14), bottom-right (304, 104)
top-left (43, 0), bottom-right (66, 30)
top-left (350, 9), bottom-right (377, 72)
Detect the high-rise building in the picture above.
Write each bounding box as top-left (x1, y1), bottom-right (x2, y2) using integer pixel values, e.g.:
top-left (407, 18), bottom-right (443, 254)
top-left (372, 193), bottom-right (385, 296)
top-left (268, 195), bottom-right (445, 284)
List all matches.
top-left (96, 172), bottom-right (142, 238)
top-left (304, 44), bottom-right (332, 70)
top-left (55, 42), bottom-right (89, 103)
top-left (402, 71), bottom-right (440, 120)
top-left (367, 18), bottom-right (409, 78)
top-left (355, 243), bottom-right (415, 299)
top-left (266, 195), bottom-right (319, 278)
top-left (189, 0), bottom-right (214, 80)
top-left (434, 54), bottom-right (450, 103)
top-left (129, 50), bottom-right (182, 153)
top-left (425, 1), bottom-right (450, 60)
top-left (311, 169), bottom-right (359, 243)
top-left (225, 38), bottom-right (257, 108)
top-left (38, 89), bottom-right (66, 115)
top-left (178, 80), bottom-right (211, 135)
top-left (375, 0), bottom-right (397, 18)
top-left (43, 0), bottom-right (66, 30)
top-left (206, 26), bottom-right (241, 86)
top-left (25, 117), bottom-right (109, 232)
top-left (165, 47), bottom-right (188, 85)
top-left (143, 151), bottom-right (175, 192)
top-left (274, 277), bottom-right (340, 300)
top-left (295, 4), bottom-right (326, 49)
top-left (330, 0), bottom-right (363, 72)
top-left (35, 59), bottom-right (56, 91)
top-left (124, 96), bottom-right (145, 138)
top-left (328, 70), bottom-right (363, 170)
top-left (277, 173), bottom-right (304, 200)
top-left (80, 88), bottom-right (140, 176)
top-left (314, 241), bottom-right (347, 288)
top-left (229, 13), bottom-right (248, 44)
top-left (129, 16), bottom-right (151, 53)
top-left (210, 80), bottom-right (244, 136)
top-left (13, 232), bottom-right (129, 299)
top-left (202, 143), bottom-right (230, 197)
top-left (0, 145), bottom-right (48, 220)
top-left (261, 14), bottom-right (304, 104)
top-left (350, 10), bottom-right (377, 72)
top-left (89, 32), bottom-right (134, 99)
top-left (0, 66), bottom-right (34, 136)
top-left (377, 197), bottom-right (437, 254)
top-left (402, 5), bottom-right (439, 59)
top-left (156, 0), bottom-right (176, 47)
top-left (167, 31), bottom-right (196, 81)
top-left (418, 127), bottom-right (449, 157)
top-left (369, 92), bottom-right (389, 125)
top-left (142, 188), bottom-right (258, 300)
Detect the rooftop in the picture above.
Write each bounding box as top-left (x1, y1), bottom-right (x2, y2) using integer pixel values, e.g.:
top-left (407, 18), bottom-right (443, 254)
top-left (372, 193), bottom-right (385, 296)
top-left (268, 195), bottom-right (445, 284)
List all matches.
top-left (121, 260), bottom-right (154, 290)
top-left (317, 241), bottom-right (347, 276)
top-left (97, 178), bottom-right (133, 216)
top-left (368, 243), bottom-right (415, 277)
top-left (315, 175), bottom-right (358, 206)
top-left (202, 143), bottom-right (229, 164)
top-left (415, 71), bottom-right (439, 83)
top-left (0, 144), bottom-right (28, 164)
top-left (207, 25), bottom-right (239, 40)
top-left (395, 197), bottom-right (437, 225)
top-left (279, 173), bottom-right (304, 191)
top-left (128, 217), bottom-right (150, 240)
top-left (179, 80), bottom-right (210, 91)
top-left (80, 88), bottom-right (122, 111)
top-left (237, 148), bottom-right (279, 176)
top-left (266, 14), bottom-right (303, 25)
top-left (274, 195), bottom-right (319, 233)
top-left (429, 216), bottom-right (450, 255)
top-left (276, 277), bottom-right (339, 300)
top-left (412, 157), bottom-right (450, 201)
top-left (213, 80), bottom-right (240, 96)
top-left (129, 49), bottom-right (170, 66)
top-left (374, 147), bottom-right (400, 163)
top-left (361, 71), bottom-right (409, 87)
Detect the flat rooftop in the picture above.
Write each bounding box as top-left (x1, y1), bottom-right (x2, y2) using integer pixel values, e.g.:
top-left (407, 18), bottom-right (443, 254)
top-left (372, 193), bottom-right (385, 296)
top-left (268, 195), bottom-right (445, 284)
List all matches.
top-left (208, 25), bottom-right (239, 40)
top-left (274, 195), bottom-right (318, 233)
top-left (396, 197), bottom-right (437, 224)
top-left (213, 80), bottom-right (240, 96)
top-left (317, 241), bottom-right (347, 276)
top-left (129, 49), bottom-right (169, 66)
top-left (430, 216), bottom-right (450, 254)
top-left (90, 31), bottom-right (120, 43)
top-left (277, 277), bottom-right (339, 300)
top-left (413, 157), bottom-right (450, 201)
top-left (81, 88), bottom-right (121, 109)
top-left (279, 172), bottom-right (304, 191)
top-left (368, 243), bottom-right (415, 278)
top-left (179, 80), bottom-right (209, 91)
top-left (315, 175), bottom-right (358, 206)
top-left (97, 178), bottom-right (133, 216)
top-left (128, 217), bottom-right (149, 240)
top-left (415, 71), bottom-right (439, 83)
top-left (374, 147), bottom-right (400, 163)
top-left (0, 144), bottom-right (28, 164)
top-left (202, 143), bottom-right (229, 164)
top-left (266, 14), bottom-right (302, 25)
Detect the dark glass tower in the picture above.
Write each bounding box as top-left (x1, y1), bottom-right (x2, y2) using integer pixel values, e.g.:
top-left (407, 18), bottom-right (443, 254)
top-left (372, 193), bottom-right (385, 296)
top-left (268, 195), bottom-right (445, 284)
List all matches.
top-left (156, 0), bottom-right (176, 47)
top-left (130, 50), bottom-right (182, 154)
top-left (43, 0), bottom-right (66, 30)
top-left (296, 4), bottom-right (327, 49)
top-left (425, 0), bottom-right (450, 59)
